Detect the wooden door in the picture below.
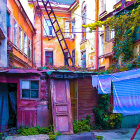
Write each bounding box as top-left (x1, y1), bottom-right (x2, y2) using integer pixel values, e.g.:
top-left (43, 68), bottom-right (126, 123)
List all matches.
top-left (50, 79), bottom-right (73, 134)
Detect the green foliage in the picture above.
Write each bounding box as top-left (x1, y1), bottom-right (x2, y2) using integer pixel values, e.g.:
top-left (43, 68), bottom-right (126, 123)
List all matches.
top-left (17, 125), bottom-right (61, 140)
top-left (36, 125), bottom-right (54, 134)
top-left (17, 127), bottom-right (39, 136)
top-left (17, 125), bottom-right (54, 136)
top-left (93, 95), bottom-right (122, 130)
top-left (96, 135), bottom-right (104, 140)
top-left (73, 115), bottom-right (91, 133)
top-left (55, 131), bottom-right (62, 136)
top-left (0, 133), bottom-right (2, 140)
top-left (84, 3), bottom-right (140, 63)
top-left (98, 55), bottom-right (140, 74)
top-left (49, 134), bottom-right (56, 140)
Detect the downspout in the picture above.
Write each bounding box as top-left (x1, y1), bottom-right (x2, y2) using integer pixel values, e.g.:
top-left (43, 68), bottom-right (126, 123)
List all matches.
top-left (95, 0), bottom-right (99, 70)
top-left (32, 31), bottom-right (34, 68)
top-left (41, 12), bottom-right (43, 67)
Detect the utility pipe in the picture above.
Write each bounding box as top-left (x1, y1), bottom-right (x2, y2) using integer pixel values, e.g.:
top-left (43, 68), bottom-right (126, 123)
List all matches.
top-left (95, 0), bottom-right (99, 70)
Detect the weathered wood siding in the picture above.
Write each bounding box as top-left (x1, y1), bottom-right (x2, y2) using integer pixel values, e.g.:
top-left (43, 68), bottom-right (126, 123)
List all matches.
top-left (78, 77), bottom-right (98, 124)
top-left (0, 73), bottom-right (49, 128)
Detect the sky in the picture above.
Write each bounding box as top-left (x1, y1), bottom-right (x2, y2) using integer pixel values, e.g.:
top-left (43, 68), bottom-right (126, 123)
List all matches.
top-left (19, 0), bottom-right (34, 24)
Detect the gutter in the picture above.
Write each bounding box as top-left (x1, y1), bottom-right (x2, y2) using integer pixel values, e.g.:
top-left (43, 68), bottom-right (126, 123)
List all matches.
top-left (41, 12), bottom-right (43, 67)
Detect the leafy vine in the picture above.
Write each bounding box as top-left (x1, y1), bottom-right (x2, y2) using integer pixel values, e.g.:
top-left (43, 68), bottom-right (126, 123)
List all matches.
top-left (83, 2), bottom-right (140, 63)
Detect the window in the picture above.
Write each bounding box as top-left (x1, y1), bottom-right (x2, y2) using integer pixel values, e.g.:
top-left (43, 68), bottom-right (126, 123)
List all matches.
top-left (72, 19), bottom-right (75, 34)
top-left (24, 33), bottom-right (27, 55)
top-left (100, 34), bottom-right (104, 56)
top-left (21, 80), bottom-right (39, 99)
top-left (81, 51), bottom-right (86, 68)
top-left (111, 30), bottom-right (115, 39)
top-left (7, 12), bottom-right (11, 40)
top-left (64, 51), bottom-right (69, 66)
top-left (135, 26), bottom-right (140, 41)
top-left (13, 19), bottom-right (17, 45)
top-left (44, 19), bottom-right (54, 36)
top-left (82, 2), bottom-right (86, 41)
top-left (19, 27), bottom-right (23, 51)
top-left (28, 38), bottom-right (31, 58)
top-left (72, 49), bottom-right (75, 65)
top-left (45, 51), bottom-right (53, 65)
top-left (99, 0), bottom-right (106, 15)
top-left (71, 19), bottom-right (75, 38)
top-left (105, 26), bottom-right (109, 42)
top-left (65, 21), bottom-right (70, 38)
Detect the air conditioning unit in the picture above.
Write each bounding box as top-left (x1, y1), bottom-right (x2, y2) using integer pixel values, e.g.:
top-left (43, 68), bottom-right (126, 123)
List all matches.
top-left (70, 34), bottom-right (75, 40)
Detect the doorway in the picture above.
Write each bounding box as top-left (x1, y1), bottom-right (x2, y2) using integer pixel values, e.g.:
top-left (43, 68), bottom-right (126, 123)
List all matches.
top-left (0, 83), bottom-right (17, 132)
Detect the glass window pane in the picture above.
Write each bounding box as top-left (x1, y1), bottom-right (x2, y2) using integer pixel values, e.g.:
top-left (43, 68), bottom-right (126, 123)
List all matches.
top-left (31, 81), bottom-right (39, 89)
top-left (22, 80), bottom-right (30, 89)
top-left (22, 90), bottom-right (30, 98)
top-left (31, 90), bottom-right (38, 98)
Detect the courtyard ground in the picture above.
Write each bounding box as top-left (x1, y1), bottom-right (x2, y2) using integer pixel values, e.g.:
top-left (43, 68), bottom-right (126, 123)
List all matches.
top-left (4, 128), bottom-right (140, 140)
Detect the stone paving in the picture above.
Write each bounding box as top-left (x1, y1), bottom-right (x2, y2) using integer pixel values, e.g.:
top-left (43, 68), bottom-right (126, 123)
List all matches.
top-left (4, 128), bottom-right (140, 140)
top-left (4, 134), bottom-right (49, 140)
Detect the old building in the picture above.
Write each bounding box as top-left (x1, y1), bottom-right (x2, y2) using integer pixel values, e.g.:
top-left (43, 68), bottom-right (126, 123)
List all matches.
top-left (97, 0), bottom-right (140, 69)
top-left (0, 0), bottom-right (7, 67)
top-left (6, 0), bottom-right (35, 68)
top-left (71, 0), bottom-right (96, 69)
top-left (29, 0), bottom-right (77, 67)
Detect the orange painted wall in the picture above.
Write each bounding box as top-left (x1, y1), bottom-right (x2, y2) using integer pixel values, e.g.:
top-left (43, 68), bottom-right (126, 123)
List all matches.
top-left (34, 9), bottom-right (75, 67)
top-left (7, 0), bottom-right (35, 68)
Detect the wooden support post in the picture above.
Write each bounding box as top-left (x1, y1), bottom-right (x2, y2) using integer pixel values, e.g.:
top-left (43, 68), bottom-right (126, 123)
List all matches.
top-left (131, 123), bottom-right (140, 140)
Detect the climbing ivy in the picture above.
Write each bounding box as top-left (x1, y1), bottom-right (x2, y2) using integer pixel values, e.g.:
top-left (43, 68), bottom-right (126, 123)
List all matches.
top-left (83, 2), bottom-right (140, 63)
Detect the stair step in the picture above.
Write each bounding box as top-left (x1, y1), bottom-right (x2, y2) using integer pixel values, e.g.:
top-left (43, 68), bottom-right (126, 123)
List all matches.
top-left (55, 30), bottom-right (60, 34)
top-left (48, 11), bottom-right (52, 16)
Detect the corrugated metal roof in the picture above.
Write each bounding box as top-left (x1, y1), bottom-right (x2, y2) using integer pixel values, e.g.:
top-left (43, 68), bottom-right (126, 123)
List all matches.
top-left (50, 0), bottom-right (76, 5)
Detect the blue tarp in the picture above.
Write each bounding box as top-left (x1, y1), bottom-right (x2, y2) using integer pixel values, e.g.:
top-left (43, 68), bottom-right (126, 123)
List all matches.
top-left (92, 74), bottom-right (111, 94)
top-left (92, 68), bottom-right (140, 115)
top-left (50, 0), bottom-right (76, 5)
top-left (112, 69), bottom-right (140, 115)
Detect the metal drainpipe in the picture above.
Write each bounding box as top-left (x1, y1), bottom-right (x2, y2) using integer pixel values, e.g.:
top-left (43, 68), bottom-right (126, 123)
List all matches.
top-left (41, 11), bottom-right (43, 67)
top-left (95, 0), bottom-right (99, 70)
top-left (77, 79), bottom-right (78, 121)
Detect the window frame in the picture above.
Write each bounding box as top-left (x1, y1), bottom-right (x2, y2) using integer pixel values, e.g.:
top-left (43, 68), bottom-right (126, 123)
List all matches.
top-left (99, 0), bottom-right (106, 15)
top-left (45, 51), bottom-right (53, 65)
top-left (24, 33), bottom-right (27, 55)
top-left (44, 19), bottom-right (54, 37)
top-left (65, 20), bottom-right (70, 38)
top-left (13, 18), bottom-right (17, 46)
top-left (19, 26), bottom-right (23, 51)
top-left (7, 11), bottom-right (11, 40)
top-left (100, 33), bottom-right (104, 56)
top-left (64, 51), bottom-right (70, 66)
top-left (28, 38), bottom-right (31, 58)
top-left (105, 26), bottom-right (110, 42)
top-left (72, 49), bottom-right (75, 65)
top-left (82, 3), bottom-right (87, 41)
top-left (20, 79), bottom-right (40, 100)
top-left (81, 50), bottom-right (86, 68)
